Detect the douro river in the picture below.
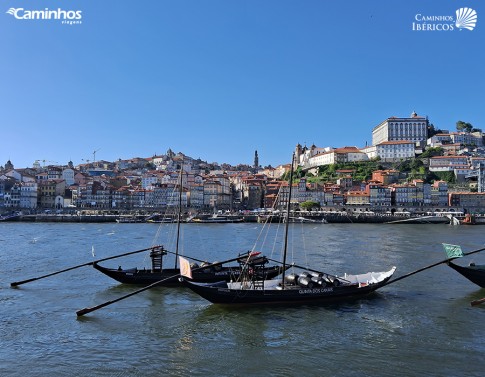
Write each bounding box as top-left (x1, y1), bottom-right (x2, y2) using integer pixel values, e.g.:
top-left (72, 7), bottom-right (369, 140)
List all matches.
top-left (1, 222), bottom-right (484, 376)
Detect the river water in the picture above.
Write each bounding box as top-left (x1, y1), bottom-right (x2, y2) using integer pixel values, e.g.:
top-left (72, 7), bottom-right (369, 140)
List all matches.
top-left (0, 222), bottom-right (484, 376)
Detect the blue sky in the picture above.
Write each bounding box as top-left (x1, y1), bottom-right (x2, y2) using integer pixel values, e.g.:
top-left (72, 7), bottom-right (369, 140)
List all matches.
top-left (1, 0), bottom-right (483, 169)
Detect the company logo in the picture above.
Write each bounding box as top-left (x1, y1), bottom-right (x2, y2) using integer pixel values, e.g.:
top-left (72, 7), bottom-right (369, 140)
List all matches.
top-left (412, 8), bottom-right (477, 31)
top-left (6, 7), bottom-right (82, 25)
top-left (455, 7), bottom-right (477, 30)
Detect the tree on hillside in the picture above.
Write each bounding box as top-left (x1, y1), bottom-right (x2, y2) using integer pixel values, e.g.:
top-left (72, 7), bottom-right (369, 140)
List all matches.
top-left (433, 171), bottom-right (456, 183)
top-left (456, 120), bottom-right (473, 133)
top-left (294, 166), bottom-right (304, 179)
top-left (420, 147), bottom-right (444, 158)
top-left (428, 123), bottom-right (445, 137)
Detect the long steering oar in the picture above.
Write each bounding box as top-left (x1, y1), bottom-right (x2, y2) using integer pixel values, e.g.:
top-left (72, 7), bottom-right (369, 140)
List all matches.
top-left (76, 274), bottom-right (178, 317)
top-left (384, 245), bottom-right (485, 287)
top-left (76, 253), bottom-right (253, 317)
top-left (10, 246), bottom-right (162, 287)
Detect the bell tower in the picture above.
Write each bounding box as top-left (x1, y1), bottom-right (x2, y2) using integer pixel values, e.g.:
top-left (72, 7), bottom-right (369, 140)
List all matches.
top-left (253, 150), bottom-right (259, 172)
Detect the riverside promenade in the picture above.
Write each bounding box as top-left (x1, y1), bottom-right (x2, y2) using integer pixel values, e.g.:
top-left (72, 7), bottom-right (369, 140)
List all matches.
top-left (2, 210), bottom-right (480, 224)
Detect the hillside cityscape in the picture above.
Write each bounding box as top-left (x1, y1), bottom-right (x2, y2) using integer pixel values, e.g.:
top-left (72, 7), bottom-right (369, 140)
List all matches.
top-left (1, 111), bottom-right (485, 219)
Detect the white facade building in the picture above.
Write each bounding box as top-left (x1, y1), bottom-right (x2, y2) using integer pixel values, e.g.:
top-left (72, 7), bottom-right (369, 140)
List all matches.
top-left (20, 181), bottom-right (38, 208)
top-left (307, 147), bottom-right (369, 168)
top-left (375, 141), bottom-right (416, 162)
top-left (141, 174), bottom-right (159, 189)
top-left (62, 168), bottom-right (75, 186)
top-left (450, 132), bottom-right (483, 147)
top-left (429, 156), bottom-right (469, 172)
top-left (427, 133), bottom-right (452, 147)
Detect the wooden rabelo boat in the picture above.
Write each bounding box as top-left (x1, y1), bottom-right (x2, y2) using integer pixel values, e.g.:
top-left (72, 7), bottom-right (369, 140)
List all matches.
top-left (93, 247), bottom-right (288, 286)
top-left (181, 264), bottom-right (395, 305)
top-left (447, 261), bottom-right (485, 288)
top-left (180, 154), bottom-right (396, 305)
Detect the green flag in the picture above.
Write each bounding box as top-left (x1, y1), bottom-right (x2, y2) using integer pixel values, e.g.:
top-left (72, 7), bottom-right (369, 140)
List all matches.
top-left (442, 243), bottom-right (464, 259)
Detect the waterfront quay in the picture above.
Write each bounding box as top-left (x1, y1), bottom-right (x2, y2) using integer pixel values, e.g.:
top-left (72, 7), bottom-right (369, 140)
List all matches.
top-left (3, 208), bottom-right (482, 224)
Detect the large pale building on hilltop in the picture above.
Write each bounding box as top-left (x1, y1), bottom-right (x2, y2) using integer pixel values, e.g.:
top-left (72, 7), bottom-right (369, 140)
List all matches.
top-left (372, 111), bottom-right (428, 146)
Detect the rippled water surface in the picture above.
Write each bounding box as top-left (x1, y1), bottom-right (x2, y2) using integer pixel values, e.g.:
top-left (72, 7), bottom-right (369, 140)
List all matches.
top-left (1, 222), bottom-right (484, 376)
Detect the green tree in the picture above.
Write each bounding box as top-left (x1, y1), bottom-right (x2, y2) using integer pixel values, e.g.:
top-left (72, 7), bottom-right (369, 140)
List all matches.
top-left (434, 171), bottom-right (456, 183)
top-left (428, 123), bottom-right (445, 137)
top-left (456, 120), bottom-right (473, 133)
top-left (300, 201), bottom-right (320, 211)
top-left (420, 147), bottom-right (444, 158)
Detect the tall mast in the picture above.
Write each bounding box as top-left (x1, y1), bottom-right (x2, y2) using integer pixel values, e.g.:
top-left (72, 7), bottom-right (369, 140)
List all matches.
top-left (281, 153), bottom-right (295, 289)
top-left (174, 164), bottom-right (183, 269)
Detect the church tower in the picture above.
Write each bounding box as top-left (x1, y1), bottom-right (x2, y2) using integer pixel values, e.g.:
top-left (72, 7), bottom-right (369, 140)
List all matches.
top-left (253, 150), bottom-right (259, 172)
top-left (294, 143), bottom-right (303, 168)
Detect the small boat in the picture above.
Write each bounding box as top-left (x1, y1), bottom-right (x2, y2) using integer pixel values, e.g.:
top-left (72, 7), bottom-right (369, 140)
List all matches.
top-left (190, 214), bottom-right (244, 223)
top-left (0, 211), bottom-right (21, 221)
top-left (93, 247), bottom-right (288, 286)
top-left (145, 213), bottom-right (179, 223)
top-left (447, 261), bottom-right (485, 288)
top-left (181, 153), bottom-right (396, 305)
top-left (289, 216), bottom-right (327, 224)
top-left (460, 214), bottom-right (476, 225)
top-left (116, 215), bottom-right (147, 223)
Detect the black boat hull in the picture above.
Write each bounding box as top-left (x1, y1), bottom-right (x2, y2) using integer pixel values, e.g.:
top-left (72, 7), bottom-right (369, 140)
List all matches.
top-left (181, 270), bottom-right (395, 305)
top-left (93, 263), bottom-right (288, 286)
top-left (448, 261), bottom-right (485, 288)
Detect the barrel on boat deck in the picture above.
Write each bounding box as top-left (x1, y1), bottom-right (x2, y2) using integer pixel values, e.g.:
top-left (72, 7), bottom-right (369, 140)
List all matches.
top-left (298, 275), bottom-right (314, 288)
top-left (285, 273), bottom-right (298, 285)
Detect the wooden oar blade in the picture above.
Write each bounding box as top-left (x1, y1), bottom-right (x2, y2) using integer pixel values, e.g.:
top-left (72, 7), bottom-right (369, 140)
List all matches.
top-left (10, 264), bottom-right (93, 287)
top-left (11, 278), bottom-right (37, 287)
top-left (471, 297), bottom-right (485, 306)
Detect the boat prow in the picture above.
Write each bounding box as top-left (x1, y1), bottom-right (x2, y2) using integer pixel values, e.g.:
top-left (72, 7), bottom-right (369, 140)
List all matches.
top-left (447, 261), bottom-right (485, 288)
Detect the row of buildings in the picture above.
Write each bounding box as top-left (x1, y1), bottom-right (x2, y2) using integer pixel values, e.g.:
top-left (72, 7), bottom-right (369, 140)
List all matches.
top-left (2, 158), bottom-right (485, 213)
top-left (0, 155), bottom-right (272, 211)
top-left (2, 111), bottom-right (485, 213)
